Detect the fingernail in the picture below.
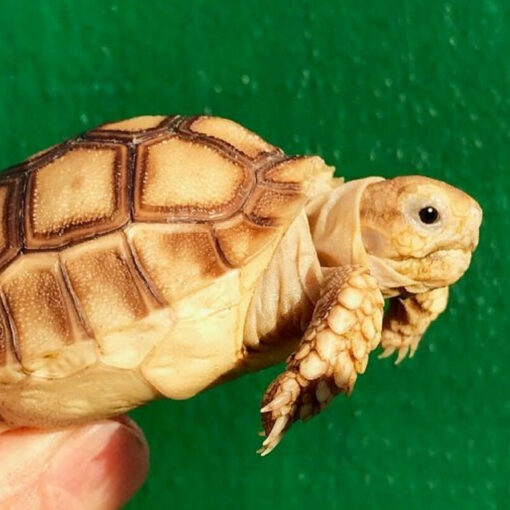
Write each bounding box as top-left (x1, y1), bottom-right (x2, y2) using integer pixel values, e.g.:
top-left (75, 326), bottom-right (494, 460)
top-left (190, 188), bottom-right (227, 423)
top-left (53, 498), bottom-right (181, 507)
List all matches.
top-left (45, 420), bottom-right (149, 509)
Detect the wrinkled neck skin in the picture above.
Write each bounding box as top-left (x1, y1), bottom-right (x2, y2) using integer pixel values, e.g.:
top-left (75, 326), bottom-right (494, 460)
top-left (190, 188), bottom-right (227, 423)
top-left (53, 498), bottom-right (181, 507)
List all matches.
top-left (306, 177), bottom-right (430, 297)
top-left (244, 177), bottom-right (431, 366)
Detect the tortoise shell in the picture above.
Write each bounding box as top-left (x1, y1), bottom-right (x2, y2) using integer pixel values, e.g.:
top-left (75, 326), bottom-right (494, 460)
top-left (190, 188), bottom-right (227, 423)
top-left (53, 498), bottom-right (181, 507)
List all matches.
top-left (0, 115), bottom-right (330, 427)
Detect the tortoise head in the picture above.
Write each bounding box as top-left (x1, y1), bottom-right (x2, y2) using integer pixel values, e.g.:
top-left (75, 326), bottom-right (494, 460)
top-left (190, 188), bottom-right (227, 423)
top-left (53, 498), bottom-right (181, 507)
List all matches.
top-left (359, 176), bottom-right (482, 289)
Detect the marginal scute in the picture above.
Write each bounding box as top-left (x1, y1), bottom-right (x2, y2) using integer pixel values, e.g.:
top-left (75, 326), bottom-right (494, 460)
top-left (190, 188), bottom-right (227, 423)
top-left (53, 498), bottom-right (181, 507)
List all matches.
top-left (0, 179), bottom-right (21, 270)
top-left (61, 233), bottom-right (151, 336)
top-left (134, 135), bottom-right (252, 221)
top-left (214, 215), bottom-right (278, 267)
top-left (25, 142), bottom-right (129, 249)
top-left (140, 304), bottom-right (241, 399)
top-left (1, 254), bottom-right (84, 372)
top-left (263, 156), bottom-right (326, 186)
top-left (0, 364), bottom-right (157, 426)
top-left (126, 223), bottom-right (228, 305)
top-left (244, 185), bottom-right (305, 225)
top-left (186, 116), bottom-right (276, 157)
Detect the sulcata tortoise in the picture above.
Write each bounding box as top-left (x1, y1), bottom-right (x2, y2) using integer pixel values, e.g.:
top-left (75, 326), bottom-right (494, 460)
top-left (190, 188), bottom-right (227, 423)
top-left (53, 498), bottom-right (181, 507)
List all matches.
top-left (0, 115), bottom-right (482, 454)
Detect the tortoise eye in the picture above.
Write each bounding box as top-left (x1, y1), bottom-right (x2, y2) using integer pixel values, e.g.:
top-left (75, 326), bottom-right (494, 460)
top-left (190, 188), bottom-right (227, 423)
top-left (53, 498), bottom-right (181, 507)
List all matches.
top-left (419, 206), bottom-right (440, 224)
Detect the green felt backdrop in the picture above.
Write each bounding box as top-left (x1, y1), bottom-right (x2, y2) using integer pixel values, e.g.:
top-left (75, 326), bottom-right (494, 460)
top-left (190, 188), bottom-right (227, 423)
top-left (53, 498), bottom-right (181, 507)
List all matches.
top-left (0, 1), bottom-right (508, 509)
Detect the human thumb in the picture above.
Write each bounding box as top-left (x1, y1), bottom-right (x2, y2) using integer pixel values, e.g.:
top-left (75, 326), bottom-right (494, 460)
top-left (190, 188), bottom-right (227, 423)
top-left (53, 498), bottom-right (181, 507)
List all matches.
top-left (0, 417), bottom-right (148, 510)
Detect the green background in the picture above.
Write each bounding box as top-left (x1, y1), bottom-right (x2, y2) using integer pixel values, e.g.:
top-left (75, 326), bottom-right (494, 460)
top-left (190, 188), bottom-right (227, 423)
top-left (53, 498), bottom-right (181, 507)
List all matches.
top-left (0, 0), bottom-right (508, 508)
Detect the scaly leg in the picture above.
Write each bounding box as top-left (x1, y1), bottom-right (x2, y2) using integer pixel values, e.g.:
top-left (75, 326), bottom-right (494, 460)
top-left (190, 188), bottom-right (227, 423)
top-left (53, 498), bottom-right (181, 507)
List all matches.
top-left (259, 265), bottom-right (384, 455)
top-left (379, 286), bottom-right (449, 364)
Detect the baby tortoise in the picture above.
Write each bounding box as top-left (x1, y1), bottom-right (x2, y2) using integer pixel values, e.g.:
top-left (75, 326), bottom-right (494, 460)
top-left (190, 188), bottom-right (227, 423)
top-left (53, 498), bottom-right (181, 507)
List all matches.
top-left (0, 115), bottom-right (482, 454)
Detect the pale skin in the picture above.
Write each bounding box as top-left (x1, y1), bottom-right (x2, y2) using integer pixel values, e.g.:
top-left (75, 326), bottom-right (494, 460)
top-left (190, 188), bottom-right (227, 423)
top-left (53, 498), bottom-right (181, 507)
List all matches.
top-left (260, 176), bottom-right (482, 455)
top-left (0, 418), bottom-right (148, 509)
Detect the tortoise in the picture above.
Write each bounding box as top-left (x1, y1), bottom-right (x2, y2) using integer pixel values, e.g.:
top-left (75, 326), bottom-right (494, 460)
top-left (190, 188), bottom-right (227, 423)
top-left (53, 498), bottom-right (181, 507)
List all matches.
top-left (0, 115), bottom-right (482, 454)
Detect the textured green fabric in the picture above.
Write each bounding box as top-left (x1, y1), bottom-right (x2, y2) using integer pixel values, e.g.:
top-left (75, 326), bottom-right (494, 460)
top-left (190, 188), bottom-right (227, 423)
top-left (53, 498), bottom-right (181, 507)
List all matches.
top-left (0, 1), bottom-right (508, 509)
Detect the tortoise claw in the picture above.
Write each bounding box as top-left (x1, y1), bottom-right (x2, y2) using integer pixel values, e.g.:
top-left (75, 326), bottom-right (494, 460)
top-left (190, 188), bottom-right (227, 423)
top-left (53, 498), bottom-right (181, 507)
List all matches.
top-left (258, 416), bottom-right (288, 456)
top-left (394, 345), bottom-right (409, 364)
top-left (378, 346), bottom-right (396, 359)
top-left (260, 392), bottom-right (293, 413)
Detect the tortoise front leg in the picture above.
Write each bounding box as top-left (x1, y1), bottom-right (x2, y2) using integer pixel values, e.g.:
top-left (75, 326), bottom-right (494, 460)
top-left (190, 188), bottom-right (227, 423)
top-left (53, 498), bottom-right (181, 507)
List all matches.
top-left (379, 287), bottom-right (449, 364)
top-left (259, 265), bottom-right (384, 455)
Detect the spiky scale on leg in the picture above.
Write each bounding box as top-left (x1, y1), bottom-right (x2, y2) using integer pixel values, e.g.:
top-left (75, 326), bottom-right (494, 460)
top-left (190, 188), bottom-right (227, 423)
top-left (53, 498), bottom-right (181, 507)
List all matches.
top-left (379, 286), bottom-right (449, 363)
top-left (259, 265), bottom-right (384, 455)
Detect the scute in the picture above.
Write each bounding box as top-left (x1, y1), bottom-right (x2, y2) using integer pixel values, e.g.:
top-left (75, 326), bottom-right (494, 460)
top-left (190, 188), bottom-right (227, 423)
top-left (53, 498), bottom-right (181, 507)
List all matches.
top-left (99, 116), bottom-right (167, 132)
top-left (25, 142), bottom-right (129, 249)
top-left (86, 115), bottom-right (174, 142)
top-left (126, 223), bottom-right (228, 305)
top-left (214, 215), bottom-right (279, 267)
top-left (0, 179), bottom-right (21, 269)
top-left (0, 254), bottom-right (87, 373)
top-left (244, 185), bottom-right (305, 225)
top-left (183, 116), bottom-right (277, 158)
top-left (263, 156), bottom-right (327, 186)
top-left (61, 233), bottom-right (153, 336)
top-left (134, 135), bottom-right (252, 222)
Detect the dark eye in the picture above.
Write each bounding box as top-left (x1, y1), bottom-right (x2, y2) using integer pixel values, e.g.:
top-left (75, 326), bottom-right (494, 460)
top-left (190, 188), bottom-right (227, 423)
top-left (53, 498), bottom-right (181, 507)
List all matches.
top-left (419, 206), bottom-right (439, 224)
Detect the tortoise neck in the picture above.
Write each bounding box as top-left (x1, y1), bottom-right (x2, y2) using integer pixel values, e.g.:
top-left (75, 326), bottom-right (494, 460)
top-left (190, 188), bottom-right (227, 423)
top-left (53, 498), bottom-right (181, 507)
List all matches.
top-left (305, 177), bottom-right (424, 295)
top-left (305, 177), bottom-right (383, 267)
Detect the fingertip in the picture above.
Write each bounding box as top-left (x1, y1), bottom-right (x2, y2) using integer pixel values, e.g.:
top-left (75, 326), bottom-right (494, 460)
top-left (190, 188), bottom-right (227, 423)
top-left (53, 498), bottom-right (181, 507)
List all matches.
top-left (0, 419), bottom-right (149, 510)
top-left (47, 419), bottom-right (149, 509)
